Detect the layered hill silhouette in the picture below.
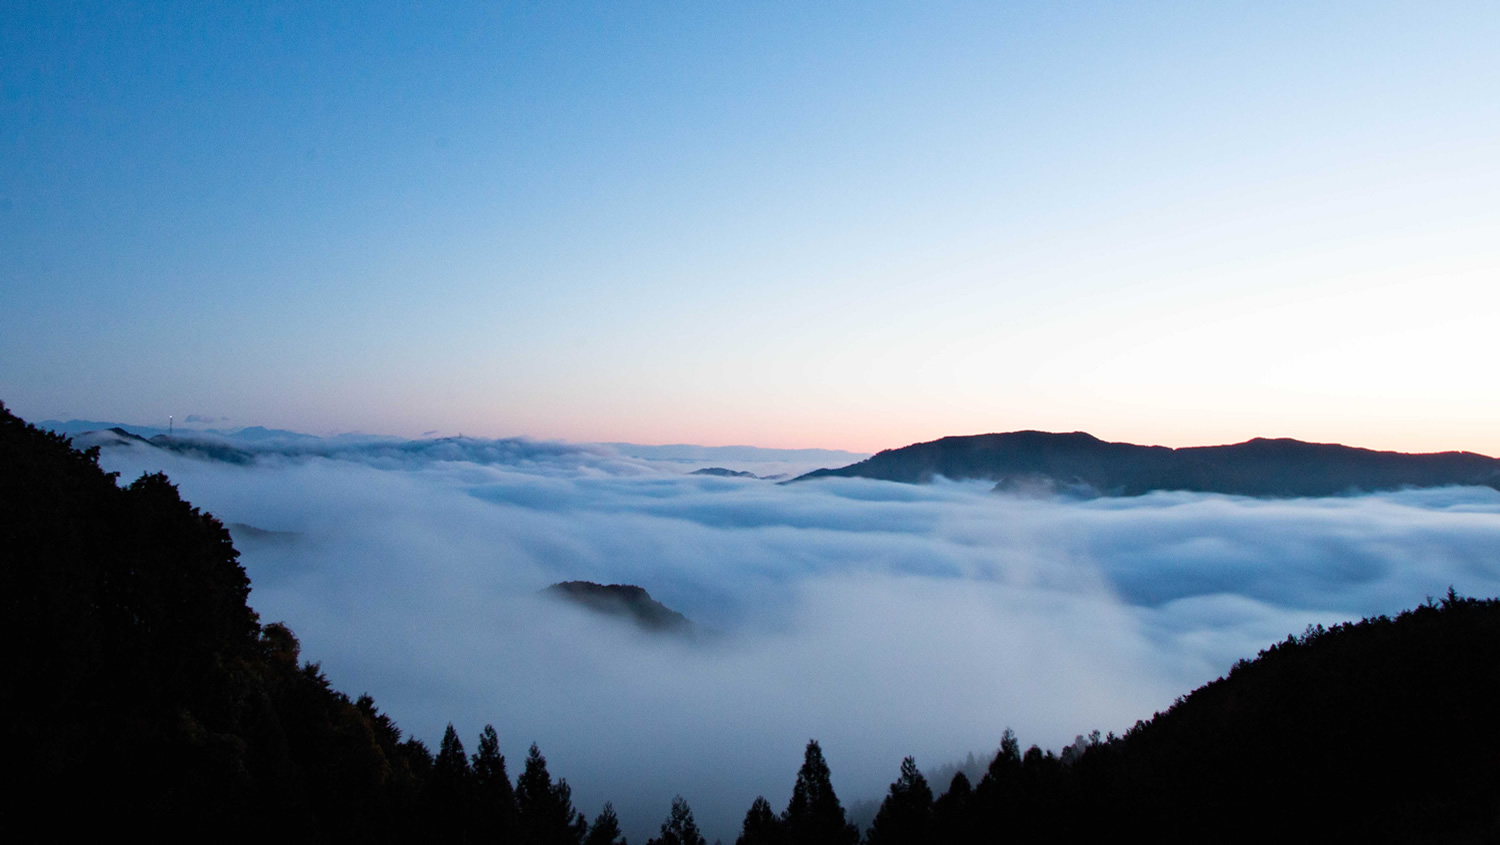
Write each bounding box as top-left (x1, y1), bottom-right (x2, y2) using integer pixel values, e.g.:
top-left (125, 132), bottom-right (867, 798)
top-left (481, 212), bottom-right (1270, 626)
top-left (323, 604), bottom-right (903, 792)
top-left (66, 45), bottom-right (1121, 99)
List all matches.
top-left (793, 430), bottom-right (1500, 497)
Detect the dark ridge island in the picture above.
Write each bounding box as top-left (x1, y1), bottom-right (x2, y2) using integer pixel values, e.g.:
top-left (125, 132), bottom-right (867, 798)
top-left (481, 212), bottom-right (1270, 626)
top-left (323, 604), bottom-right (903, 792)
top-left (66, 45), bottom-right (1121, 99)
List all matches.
top-left (544, 580), bottom-right (695, 635)
top-left (690, 467), bottom-right (760, 478)
top-left (792, 430), bottom-right (1500, 497)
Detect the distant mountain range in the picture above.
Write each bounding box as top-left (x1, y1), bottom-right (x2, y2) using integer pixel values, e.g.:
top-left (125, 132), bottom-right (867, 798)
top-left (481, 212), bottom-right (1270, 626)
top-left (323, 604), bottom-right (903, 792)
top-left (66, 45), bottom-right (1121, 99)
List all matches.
top-left (75, 427), bottom-right (260, 464)
top-left (792, 431), bottom-right (1500, 497)
top-left (40, 419), bottom-right (863, 476)
top-left (39, 418), bottom-right (320, 442)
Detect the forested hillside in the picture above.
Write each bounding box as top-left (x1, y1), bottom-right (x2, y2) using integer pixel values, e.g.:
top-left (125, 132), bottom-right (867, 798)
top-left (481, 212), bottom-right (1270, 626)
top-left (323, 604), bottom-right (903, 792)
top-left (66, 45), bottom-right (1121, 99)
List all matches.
top-left (855, 592), bottom-right (1500, 843)
top-left (0, 403), bottom-right (584, 842)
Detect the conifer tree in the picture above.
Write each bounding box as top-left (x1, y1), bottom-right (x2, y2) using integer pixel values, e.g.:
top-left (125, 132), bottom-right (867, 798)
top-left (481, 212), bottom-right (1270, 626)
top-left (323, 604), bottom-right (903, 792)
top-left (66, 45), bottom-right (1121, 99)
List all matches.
top-left (432, 724), bottom-right (476, 840)
top-left (865, 757), bottom-right (933, 845)
top-left (971, 728), bottom-right (1024, 841)
top-left (473, 724), bottom-right (519, 841)
top-left (585, 802), bottom-right (626, 845)
top-left (736, 796), bottom-right (783, 845)
top-left (931, 771), bottom-right (973, 844)
top-left (436, 724), bottom-right (472, 781)
top-left (648, 795), bottom-right (706, 845)
top-left (517, 743), bottom-right (587, 845)
top-left (781, 741), bottom-right (858, 845)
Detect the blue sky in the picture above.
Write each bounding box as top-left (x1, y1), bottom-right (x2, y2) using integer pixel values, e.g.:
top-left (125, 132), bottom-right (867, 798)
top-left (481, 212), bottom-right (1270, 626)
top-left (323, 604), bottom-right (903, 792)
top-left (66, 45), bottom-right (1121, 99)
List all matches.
top-left (4, 2), bottom-right (1499, 452)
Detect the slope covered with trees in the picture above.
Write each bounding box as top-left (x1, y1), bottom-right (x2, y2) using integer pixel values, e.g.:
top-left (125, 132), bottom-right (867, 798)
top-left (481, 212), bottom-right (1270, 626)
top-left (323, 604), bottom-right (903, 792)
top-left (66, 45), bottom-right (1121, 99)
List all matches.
top-left (854, 593), bottom-right (1500, 843)
top-left (0, 402), bottom-right (599, 843)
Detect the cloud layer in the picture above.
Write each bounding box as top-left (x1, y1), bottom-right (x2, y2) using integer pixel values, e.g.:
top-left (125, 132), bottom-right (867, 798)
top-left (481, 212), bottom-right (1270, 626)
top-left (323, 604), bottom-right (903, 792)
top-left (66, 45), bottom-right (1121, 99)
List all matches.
top-left (95, 438), bottom-right (1500, 842)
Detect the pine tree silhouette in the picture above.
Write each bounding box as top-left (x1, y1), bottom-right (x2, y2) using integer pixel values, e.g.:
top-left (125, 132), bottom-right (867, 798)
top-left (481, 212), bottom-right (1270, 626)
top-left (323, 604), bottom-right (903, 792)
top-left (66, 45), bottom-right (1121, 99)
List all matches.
top-left (648, 795), bottom-right (706, 845)
top-left (931, 771), bottom-right (973, 844)
top-left (865, 757), bottom-right (933, 845)
top-left (473, 724), bottom-right (518, 842)
top-left (584, 802), bottom-right (626, 845)
top-left (431, 724), bottom-right (475, 840)
top-left (781, 741), bottom-right (858, 845)
top-left (516, 743), bottom-right (586, 845)
top-left (736, 796), bottom-right (784, 845)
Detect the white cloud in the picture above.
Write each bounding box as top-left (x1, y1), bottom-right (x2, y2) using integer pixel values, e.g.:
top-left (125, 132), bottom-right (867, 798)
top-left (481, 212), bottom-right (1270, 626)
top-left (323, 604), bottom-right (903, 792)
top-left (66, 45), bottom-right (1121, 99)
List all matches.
top-left (96, 440), bottom-right (1500, 842)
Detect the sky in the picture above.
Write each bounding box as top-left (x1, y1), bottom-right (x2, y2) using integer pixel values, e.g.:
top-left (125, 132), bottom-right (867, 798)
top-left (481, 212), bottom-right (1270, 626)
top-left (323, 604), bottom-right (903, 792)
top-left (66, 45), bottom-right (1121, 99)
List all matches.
top-left (9, 7), bottom-right (1500, 838)
top-left (88, 433), bottom-right (1500, 841)
top-left (4, 2), bottom-right (1500, 452)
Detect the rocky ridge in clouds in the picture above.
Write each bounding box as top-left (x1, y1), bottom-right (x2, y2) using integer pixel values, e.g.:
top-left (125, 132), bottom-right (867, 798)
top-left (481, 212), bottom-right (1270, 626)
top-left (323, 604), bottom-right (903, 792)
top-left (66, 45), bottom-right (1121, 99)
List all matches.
top-left (544, 581), bottom-right (695, 636)
top-left (794, 430), bottom-right (1500, 497)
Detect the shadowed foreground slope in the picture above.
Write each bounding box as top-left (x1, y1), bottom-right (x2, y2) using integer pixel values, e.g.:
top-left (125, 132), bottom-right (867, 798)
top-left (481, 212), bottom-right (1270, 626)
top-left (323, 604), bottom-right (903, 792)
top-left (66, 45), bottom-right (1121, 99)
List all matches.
top-left (0, 401), bottom-right (669, 845)
top-left (859, 592), bottom-right (1500, 844)
top-left (0, 401), bottom-right (440, 839)
top-left (1104, 591), bottom-right (1500, 842)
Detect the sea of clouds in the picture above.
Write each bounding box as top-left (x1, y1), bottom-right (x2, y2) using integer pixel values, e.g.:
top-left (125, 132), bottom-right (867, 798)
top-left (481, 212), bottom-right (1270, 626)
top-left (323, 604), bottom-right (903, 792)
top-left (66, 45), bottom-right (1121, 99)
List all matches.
top-left (89, 432), bottom-right (1500, 842)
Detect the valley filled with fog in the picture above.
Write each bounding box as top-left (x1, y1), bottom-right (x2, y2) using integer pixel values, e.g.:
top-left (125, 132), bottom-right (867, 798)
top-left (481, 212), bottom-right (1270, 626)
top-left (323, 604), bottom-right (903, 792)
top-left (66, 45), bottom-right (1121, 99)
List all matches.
top-left (93, 435), bottom-right (1500, 842)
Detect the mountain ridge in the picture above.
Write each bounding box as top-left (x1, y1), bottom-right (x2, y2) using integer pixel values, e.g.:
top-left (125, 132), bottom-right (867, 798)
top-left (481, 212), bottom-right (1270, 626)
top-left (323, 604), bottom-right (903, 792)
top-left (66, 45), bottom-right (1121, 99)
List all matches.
top-left (791, 430), bottom-right (1500, 497)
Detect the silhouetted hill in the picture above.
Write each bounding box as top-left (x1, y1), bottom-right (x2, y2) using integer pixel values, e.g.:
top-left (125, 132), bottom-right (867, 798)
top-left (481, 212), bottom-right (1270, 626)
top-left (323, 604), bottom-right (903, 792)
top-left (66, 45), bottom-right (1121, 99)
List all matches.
top-left (69, 425), bottom-right (258, 464)
top-left (1, 402), bottom-right (441, 841)
top-left (792, 430), bottom-right (1500, 497)
top-left (785, 588), bottom-right (1500, 843)
top-left (690, 467), bottom-right (759, 479)
top-left (1093, 591), bottom-right (1500, 842)
top-left (544, 581), bottom-right (694, 635)
top-left (889, 592), bottom-right (1500, 843)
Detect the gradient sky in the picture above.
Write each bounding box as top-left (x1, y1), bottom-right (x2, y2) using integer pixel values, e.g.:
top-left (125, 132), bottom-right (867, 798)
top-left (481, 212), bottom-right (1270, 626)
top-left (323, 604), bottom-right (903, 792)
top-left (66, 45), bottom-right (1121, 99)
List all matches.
top-left (4, 2), bottom-right (1499, 453)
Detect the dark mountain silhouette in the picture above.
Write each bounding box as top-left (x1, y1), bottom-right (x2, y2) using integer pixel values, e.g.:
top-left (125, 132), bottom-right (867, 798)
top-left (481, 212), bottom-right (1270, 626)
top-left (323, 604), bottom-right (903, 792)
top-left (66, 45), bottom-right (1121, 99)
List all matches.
top-left (0, 400), bottom-right (594, 842)
top-left (108, 425), bottom-right (152, 443)
top-left (1088, 590), bottom-right (1500, 842)
top-left (70, 425), bottom-right (258, 464)
top-left (691, 467), bottom-right (760, 479)
top-left (852, 590), bottom-right (1500, 843)
top-left (42, 418), bottom-right (315, 443)
top-left (146, 434), bottom-right (257, 464)
top-left (792, 430), bottom-right (1500, 497)
top-left (4, 401), bottom-right (426, 839)
top-left (544, 581), bottom-right (694, 635)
